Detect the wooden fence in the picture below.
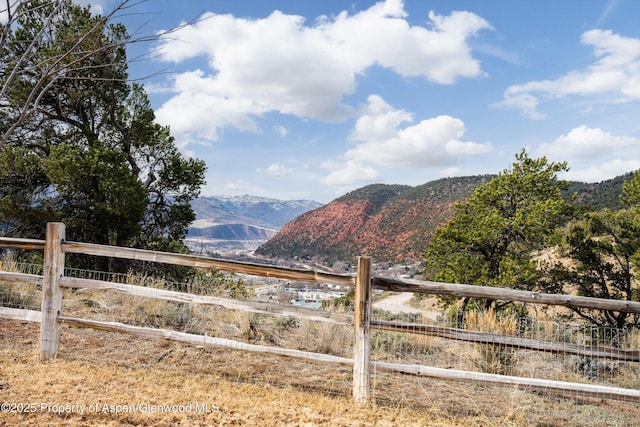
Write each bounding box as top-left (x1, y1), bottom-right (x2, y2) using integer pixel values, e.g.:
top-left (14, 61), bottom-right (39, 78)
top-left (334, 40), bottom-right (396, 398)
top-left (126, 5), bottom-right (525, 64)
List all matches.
top-left (1, 222), bottom-right (640, 404)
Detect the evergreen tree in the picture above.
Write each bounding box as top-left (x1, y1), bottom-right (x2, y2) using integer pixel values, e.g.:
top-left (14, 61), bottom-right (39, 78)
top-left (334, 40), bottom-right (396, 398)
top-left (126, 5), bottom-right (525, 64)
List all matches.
top-left (543, 170), bottom-right (640, 328)
top-left (545, 209), bottom-right (640, 328)
top-left (0, 1), bottom-right (205, 274)
top-left (423, 150), bottom-right (573, 323)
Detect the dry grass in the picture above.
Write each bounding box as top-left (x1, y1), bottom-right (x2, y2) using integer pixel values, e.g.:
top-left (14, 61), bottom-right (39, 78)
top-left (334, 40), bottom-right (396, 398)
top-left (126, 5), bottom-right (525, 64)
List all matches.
top-left (466, 310), bottom-right (519, 375)
top-left (2, 319), bottom-right (640, 426)
top-left (1, 320), bottom-right (477, 427)
top-left (2, 261), bottom-right (640, 426)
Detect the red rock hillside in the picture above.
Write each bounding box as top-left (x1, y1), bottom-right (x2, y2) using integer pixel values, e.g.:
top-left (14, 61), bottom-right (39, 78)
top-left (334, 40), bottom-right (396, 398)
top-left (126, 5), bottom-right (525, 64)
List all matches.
top-left (255, 177), bottom-right (493, 264)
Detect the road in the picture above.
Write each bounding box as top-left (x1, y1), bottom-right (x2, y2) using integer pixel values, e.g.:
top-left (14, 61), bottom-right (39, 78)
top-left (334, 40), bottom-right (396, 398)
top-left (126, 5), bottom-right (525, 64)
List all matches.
top-left (373, 292), bottom-right (441, 321)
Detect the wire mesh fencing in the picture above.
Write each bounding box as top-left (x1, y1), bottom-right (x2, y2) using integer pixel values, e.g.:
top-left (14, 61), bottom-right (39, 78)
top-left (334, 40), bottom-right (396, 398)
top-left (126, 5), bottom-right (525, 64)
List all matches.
top-left (0, 260), bottom-right (42, 312)
top-left (0, 260), bottom-right (357, 397)
top-left (3, 256), bottom-right (640, 424)
top-left (370, 299), bottom-right (640, 425)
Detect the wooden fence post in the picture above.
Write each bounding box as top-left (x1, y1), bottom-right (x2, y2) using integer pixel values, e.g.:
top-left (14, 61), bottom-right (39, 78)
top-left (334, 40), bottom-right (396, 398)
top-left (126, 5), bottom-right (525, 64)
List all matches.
top-left (40, 222), bottom-right (65, 361)
top-left (353, 256), bottom-right (372, 403)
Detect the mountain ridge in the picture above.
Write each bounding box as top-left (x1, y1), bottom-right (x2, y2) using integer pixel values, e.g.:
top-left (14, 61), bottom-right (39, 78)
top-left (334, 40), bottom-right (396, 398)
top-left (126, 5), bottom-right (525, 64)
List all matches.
top-left (255, 176), bottom-right (493, 263)
top-left (186, 195), bottom-right (322, 255)
top-left (255, 173), bottom-right (632, 264)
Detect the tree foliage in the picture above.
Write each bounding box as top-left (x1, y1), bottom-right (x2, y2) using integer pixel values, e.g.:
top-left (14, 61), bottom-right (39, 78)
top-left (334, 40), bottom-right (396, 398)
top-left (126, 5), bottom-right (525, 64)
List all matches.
top-left (544, 209), bottom-right (640, 328)
top-left (0, 0), bottom-right (206, 274)
top-left (621, 169), bottom-right (640, 208)
top-left (542, 170), bottom-right (640, 328)
top-left (423, 150), bottom-right (573, 320)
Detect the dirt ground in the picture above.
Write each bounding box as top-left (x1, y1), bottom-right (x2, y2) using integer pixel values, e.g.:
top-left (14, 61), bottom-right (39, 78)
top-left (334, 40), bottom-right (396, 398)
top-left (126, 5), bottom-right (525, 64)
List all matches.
top-left (373, 292), bottom-right (442, 321)
top-left (1, 320), bottom-right (639, 426)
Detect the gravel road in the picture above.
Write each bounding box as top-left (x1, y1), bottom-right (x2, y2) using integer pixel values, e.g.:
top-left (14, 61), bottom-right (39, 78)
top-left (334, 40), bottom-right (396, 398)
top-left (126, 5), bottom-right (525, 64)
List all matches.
top-left (373, 292), bottom-right (441, 321)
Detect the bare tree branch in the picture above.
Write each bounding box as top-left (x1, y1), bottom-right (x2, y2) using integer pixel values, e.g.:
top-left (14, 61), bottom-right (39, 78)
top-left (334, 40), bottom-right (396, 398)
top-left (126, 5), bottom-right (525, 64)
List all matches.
top-left (0, 0), bottom-right (207, 148)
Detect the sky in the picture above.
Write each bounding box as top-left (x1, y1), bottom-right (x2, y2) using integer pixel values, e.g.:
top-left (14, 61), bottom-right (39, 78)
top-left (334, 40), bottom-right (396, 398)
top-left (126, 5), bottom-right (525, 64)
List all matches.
top-left (82, 0), bottom-right (640, 203)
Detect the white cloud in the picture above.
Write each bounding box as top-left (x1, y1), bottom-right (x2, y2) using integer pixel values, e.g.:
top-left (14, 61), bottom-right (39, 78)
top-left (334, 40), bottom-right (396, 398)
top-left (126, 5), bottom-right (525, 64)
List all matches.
top-left (346, 95), bottom-right (492, 167)
top-left (496, 29), bottom-right (640, 118)
top-left (595, 0), bottom-right (620, 28)
top-left (537, 125), bottom-right (640, 159)
top-left (219, 180), bottom-right (255, 194)
top-left (154, 0), bottom-right (492, 145)
top-left (321, 160), bottom-right (379, 186)
top-left (493, 89), bottom-right (547, 120)
top-left (441, 167), bottom-right (463, 177)
top-left (0, 3), bottom-right (9, 24)
top-left (155, 70), bottom-right (264, 143)
top-left (474, 43), bottom-right (522, 65)
top-left (273, 125), bottom-right (289, 137)
top-left (350, 94), bottom-right (414, 142)
top-left (259, 163), bottom-right (293, 177)
top-left (320, 95), bottom-right (492, 186)
top-left (563, 159), bottom-right (640, 182)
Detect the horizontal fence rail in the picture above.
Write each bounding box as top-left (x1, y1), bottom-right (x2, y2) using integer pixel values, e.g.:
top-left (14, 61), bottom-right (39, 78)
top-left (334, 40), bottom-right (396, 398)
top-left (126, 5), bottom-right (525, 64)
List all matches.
top-left (373, 361), bottom-right (640, 404)
top-left (0, 237), bottom-right (45, 251)
top-left (1, 222), bottom-right (640, 407)
top-left (372, 320), bottom-right (640, 362)
top-left (59, 276), bottom-right (352, 325)
top-left (373, 276), bottom-right (640, 314)
top-left (0, 271), bottom-right (43, 286)
top-left (57, 315), bottom-right (354, 367)
top-left (62, 241), bottom-right (355, 287)
top-left (0, 307), bottom-right (41, 323)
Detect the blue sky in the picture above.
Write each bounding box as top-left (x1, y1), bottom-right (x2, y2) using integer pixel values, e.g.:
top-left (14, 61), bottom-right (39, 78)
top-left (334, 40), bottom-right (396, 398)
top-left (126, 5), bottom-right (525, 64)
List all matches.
top-left (86, 0), bottom-right (640, 203)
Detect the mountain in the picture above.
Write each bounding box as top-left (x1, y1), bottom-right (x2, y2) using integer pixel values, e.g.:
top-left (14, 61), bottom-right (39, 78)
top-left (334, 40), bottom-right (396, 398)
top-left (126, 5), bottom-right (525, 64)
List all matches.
top-left (255, 176), bottom-right (493, 264)
top-left (186, 195), bottom-right (322, 255)
top-left (566, 172), bottom-right (633, 211)
top-left (255, 174), bottom-right (634, 264)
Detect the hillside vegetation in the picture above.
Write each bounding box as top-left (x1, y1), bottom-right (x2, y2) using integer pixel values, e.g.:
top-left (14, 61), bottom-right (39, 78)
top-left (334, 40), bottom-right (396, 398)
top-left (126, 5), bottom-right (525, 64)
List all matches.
top-left (566, 172), bottom-right (633, 211)
top-left (257, 173), bottom-right (627, 264)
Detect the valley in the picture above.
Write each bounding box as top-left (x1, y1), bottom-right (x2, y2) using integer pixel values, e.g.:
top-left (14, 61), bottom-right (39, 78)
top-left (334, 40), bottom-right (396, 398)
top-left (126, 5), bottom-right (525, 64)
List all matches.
top-left (185, 195), bottom-right (321, 256)
top-left (189, 173), bottom-right (631, 263)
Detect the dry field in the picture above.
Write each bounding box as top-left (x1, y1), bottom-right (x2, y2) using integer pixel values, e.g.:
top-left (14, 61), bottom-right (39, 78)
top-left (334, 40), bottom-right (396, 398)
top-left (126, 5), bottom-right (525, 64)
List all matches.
top-left (2, 319), bottom-right (639, 427)
top-left (1, 264), bottom-right (639, 427)
top-left (0, 320), bottom-right (469, 427)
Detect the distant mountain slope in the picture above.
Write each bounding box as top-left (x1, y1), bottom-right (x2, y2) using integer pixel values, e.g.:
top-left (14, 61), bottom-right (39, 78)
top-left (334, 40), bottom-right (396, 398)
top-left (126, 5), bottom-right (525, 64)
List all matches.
top-left (188, 223), bottom-right (275, 240)
top-left (566, 172), bottom-right (633, 211)
top-left (255, 176), bottom-right (493, 263)
top-left (186, 195), bottom-right (322, 255)
top-left (190, 195), bottom-right (322, 230)
top-left (255, 173), bottom-right (634, 264)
